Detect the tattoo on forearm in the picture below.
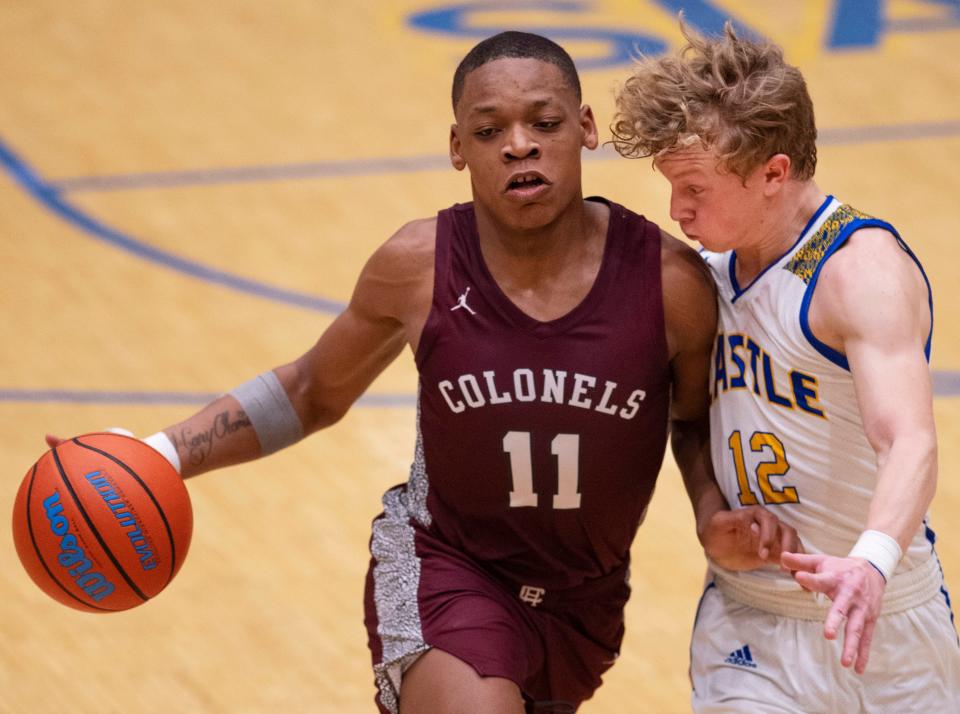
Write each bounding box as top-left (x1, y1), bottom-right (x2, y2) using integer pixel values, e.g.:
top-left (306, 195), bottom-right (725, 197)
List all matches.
top-left (171, 410), bottom-right (253, 466)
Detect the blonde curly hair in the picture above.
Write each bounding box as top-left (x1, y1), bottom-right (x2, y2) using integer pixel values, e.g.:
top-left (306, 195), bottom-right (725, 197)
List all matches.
top-left (611, 22), bottom-right (817, 180)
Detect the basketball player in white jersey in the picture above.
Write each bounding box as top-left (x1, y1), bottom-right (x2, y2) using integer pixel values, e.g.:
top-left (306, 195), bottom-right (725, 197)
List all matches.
top-left (613, 23), bottom-right (959, 712)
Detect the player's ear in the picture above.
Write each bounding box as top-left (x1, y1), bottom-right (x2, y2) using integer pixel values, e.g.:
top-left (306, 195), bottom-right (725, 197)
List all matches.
top-left (762, 154), bottom-right (791, 195)
top-left (450, 124), bottom-right (466, 171)
top-left (579, 105), bottom-right (599, 151)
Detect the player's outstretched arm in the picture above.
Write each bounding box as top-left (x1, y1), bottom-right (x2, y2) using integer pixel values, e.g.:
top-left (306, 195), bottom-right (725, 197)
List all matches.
top-left (781, 226), bottom-right (936, 674)
top-left (661, 233), bottom-right (802, 570)
top-left (168, 219), bottom-right (435, 478)
top-left (50, 219), bottom-right (436, 480)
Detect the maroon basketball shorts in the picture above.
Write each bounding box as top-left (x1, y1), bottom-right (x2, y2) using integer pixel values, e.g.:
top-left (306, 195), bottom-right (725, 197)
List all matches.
top-left (363, 508), bottom-right (630, 713)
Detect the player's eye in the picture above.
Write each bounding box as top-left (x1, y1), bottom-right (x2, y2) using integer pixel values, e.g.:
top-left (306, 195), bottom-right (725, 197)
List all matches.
top-left (475, 127), bottom-right (498, 138)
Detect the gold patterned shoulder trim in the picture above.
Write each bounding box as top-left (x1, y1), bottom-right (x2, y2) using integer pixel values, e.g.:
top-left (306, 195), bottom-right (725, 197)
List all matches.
top-left (783, 204), bottom-right (872, 283)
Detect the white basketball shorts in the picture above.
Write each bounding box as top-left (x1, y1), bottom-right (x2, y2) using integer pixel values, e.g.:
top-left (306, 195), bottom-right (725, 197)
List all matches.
top-left (690, 581), bottom-right (960, 713)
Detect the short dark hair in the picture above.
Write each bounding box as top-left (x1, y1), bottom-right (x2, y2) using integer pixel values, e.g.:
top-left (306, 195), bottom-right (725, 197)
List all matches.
top-left (451, 31), bottom-right (582, 110)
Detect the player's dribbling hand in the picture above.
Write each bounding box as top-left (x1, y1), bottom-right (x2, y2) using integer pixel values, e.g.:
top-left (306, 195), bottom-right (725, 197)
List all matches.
top-left (702, 506), bottom-right (803, 571)
top-left (780, 552), bottom-right (885, 674)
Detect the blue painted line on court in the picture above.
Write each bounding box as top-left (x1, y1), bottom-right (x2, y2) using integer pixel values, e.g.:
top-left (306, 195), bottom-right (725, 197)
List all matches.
top-left (0, 388), bottom-right (417, 407)
top-left (44, 120), bottom-right (960, 194)
top-left (933, 371), bottom-right (960, 398)
top-left (50, 154), bottom-right (454, 193)
top-left (818, 120), bottom-right (960, 145)
top-left (0, 137), bottom-right (345, 315)
top-left (0, 389), bottom-right (218, 406)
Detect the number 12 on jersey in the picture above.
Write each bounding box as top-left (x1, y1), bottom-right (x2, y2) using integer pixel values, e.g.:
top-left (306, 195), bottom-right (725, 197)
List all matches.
top-left (503, 431), bottom-right (581, 509)
top-left (728, 430), bottom-right (799, 506)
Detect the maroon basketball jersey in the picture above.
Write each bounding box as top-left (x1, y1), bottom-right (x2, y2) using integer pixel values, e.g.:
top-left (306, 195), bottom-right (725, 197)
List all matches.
top-left (409, 198), bottom-right (670, 592)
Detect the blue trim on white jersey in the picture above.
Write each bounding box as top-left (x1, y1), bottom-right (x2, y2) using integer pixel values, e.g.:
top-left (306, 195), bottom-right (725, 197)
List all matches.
top-left (729, 195), bottom-right (835, 303)
top-left (799, 218), bottom-right (934, 370)
top-left (897, 233), bottom-right (935, 361)
top-left (925, 520), bottom-right (957, 636)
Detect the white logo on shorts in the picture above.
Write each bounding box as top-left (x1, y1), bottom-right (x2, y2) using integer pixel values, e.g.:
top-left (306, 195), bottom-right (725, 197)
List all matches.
top-left (519, 585), bottom-right (546, 607)
top-left (450, 287), bottom-right (477, 315)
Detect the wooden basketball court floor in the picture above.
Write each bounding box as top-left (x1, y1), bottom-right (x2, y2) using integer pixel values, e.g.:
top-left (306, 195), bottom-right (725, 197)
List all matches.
top-left (2, 1), bottom-right (959, 711)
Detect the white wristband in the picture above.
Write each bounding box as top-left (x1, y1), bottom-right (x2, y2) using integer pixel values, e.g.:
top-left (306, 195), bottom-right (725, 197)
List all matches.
top-left (848, 529), bottom-right (902, 582)
top-left (144, 431), bottom-right (182, 475)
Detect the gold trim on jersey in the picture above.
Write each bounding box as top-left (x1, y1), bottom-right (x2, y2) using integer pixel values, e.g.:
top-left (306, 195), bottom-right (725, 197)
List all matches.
top-left (783, 204), bottom-right (872, 283)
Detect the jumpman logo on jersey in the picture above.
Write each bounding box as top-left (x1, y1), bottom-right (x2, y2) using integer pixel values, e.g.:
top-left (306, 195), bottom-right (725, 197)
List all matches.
top-left (451, 286), bottom-right (477, 315)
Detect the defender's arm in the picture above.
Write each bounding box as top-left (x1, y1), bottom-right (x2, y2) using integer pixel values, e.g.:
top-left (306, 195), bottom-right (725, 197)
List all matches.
top-left (662, 233), bottom-right (800, 568)
top-left (783, 226), bottom-right (935, 673)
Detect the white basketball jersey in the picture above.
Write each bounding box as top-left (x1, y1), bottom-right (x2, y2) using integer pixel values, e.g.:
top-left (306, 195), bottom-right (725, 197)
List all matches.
top-left (703, 196), bottom-right (936, 586)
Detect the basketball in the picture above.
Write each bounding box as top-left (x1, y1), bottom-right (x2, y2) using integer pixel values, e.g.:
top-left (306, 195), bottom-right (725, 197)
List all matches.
top-left (11, 432), bottom-right (192, 613)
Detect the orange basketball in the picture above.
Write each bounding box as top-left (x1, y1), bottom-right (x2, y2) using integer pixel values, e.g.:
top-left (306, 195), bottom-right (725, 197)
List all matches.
top-left (11, 432), bottom-right (192, 612)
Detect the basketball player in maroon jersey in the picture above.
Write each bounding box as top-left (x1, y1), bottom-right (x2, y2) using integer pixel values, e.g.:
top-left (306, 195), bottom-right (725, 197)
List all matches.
top-left (50, 32), bottom-right (799, 712)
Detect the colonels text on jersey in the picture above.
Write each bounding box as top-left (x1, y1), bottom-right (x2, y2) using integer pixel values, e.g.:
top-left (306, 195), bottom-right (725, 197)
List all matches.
top-left (435, 366), bottom-right (648, 421)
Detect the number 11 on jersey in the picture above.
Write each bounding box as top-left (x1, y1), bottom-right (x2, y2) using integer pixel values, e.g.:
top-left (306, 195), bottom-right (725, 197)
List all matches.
top-left (503, 431), bottom-right (582, 509)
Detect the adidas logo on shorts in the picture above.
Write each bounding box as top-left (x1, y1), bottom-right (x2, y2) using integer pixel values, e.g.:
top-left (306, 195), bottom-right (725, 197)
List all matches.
top-left (724, 644), bottom-right (757, 669)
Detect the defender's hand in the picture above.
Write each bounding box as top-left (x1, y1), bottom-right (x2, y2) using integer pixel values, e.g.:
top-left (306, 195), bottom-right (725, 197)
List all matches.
top-left (781, 552), bottom-right (886, 674)
top-left (703, 506), bottom-right (803, 571)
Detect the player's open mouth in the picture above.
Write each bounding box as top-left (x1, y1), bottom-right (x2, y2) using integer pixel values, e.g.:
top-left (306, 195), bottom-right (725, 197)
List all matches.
top-left (504, 172), bottom-right (550, 198)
